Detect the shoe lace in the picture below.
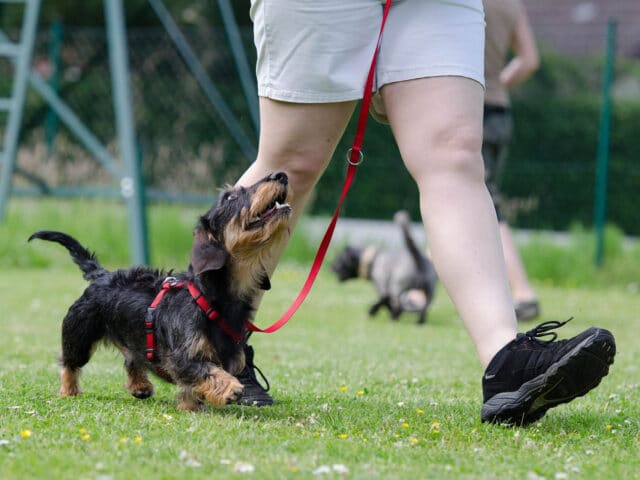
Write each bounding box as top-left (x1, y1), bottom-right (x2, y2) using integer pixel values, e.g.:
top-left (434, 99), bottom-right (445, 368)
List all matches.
top-left (239, 350), bottom-right (271, 392)
top-left (523, 317), bottom-right (573, 343)
top-left (249, 363), bottom-right (271, 392)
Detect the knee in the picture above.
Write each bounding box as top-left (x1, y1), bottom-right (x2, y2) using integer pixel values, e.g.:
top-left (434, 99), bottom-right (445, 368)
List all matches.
top-left (406, 126), bottom-right (485, 186)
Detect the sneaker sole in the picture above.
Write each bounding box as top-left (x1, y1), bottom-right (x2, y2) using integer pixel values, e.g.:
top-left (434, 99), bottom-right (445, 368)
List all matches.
top-left (481, 327), bottom-right (615, 426)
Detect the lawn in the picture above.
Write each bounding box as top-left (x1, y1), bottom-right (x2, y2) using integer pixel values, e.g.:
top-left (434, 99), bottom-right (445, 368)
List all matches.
top-left (0, 199), bottom-right (639, 479)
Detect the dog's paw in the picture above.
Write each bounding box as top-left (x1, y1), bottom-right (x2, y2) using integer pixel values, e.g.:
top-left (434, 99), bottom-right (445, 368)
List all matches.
top-left (125, 373), bottom-right (155, 399)
top-left (58, 385), bottom-right (81, 397)
top-left (177, 390), bottom-right (206, 411)
top-left (128, 384), bottom-right (155, 399)
top-left (193, 368), bottom-right (244, 407)
top-left (223, 377), bottom-right (244, 405)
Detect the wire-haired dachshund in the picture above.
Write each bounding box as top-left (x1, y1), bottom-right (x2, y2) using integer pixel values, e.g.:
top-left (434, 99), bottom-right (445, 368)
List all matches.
top-left (29, 172), bottom-right (292, 411)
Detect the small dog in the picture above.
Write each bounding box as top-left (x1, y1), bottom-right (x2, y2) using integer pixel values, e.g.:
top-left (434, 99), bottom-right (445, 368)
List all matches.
top-left (331, 211), bottom-right (437, 324)
top-left (29, 171), bottom-right (292, 411)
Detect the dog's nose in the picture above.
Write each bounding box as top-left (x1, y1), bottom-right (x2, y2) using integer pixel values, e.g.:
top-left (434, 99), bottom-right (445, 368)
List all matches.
top-left (269, 172), bottom-right (288, 185)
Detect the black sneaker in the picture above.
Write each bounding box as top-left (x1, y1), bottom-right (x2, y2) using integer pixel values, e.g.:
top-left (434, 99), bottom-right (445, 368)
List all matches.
top-left (481, 318), bottom-right (615, 426)
top-left (236, 345), bottom-right (274, 406)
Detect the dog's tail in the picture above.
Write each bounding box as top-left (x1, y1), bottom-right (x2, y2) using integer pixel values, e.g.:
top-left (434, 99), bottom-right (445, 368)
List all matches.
top-left (28, 230), bottom-right (106, 281)
top-left (393, 211), bottom-right (426, 272)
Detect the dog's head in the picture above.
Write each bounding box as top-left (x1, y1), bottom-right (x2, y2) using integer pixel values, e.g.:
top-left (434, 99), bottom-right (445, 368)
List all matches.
top-left (190, 172), bottom-right (292, 292)
top-left (331, 245), bottom-right (362, 282)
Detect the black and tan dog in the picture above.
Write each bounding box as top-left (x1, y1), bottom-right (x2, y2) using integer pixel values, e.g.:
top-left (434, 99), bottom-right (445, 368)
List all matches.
top-left (29, 172), bottom-right (292, 411)
top-left (331, 211), bottom-right (438, 324)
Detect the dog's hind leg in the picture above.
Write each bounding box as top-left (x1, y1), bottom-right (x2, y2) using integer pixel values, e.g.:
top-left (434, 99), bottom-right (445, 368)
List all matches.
top-left (369, 296), bottom-right (391, 317)
top-left (123, 354), bottom-right (154, 399)
top-left (416, 307), bottom-right (427, 325)
top-left (58, 299), bottom-right (105, 397)
top-left (59, 366), bottom-right (82, 397)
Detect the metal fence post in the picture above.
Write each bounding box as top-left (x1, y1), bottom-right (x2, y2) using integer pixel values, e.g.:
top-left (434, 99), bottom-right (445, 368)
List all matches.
top-left (45, 18), bottom-right (62, 158)
top-left (105, 0), bottom-right (149, 265)
top-left (594, 18), bottom-right (616, 267)
top-left (217, 0), bottom-right (259, 137)
top-left (0, 0), bottom-right (41, 221)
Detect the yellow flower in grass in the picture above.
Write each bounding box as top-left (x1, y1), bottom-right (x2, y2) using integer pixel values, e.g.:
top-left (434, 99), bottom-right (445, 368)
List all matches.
top-left (605, 424), bottom-right (613, 431)
top-left (431, 421), bottom-right (441, 434)
top-left (340, 385), bottom-right (348, 392)
top-left (81, 434), bottom-right (90, 441)
top-left (79, 428), bottom-right (87, 434)
top-left (133, 436), bottom-right (143, 443)
top-left (416, 408), bottom-right (425, 415)
top-left (402, 422), bottom-right (410, 429)
top-left (357, 390), bottom-right (364, 396)
top-left (338, 433), bottom-right (348, 439)
top-left (409, 437), bottom-right (419, 445)
top-left (120, 437), bottom-right (129, 444)
top-left (20, 429), bottom-right (32, 439)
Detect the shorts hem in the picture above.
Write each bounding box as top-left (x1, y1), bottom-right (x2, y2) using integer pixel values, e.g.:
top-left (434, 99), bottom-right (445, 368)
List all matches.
top-left (258, 86), bottom-right (363, 104)
top-left (378, 66), bottom-right (485, 90)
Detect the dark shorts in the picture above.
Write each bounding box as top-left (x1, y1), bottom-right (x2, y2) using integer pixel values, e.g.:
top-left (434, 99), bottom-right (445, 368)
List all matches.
top-left (482, 106), bottom-right (513, 220)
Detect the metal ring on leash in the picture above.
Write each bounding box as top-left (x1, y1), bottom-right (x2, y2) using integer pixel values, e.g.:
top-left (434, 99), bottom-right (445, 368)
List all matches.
top-left (346, 148), bottom-right (364, 166)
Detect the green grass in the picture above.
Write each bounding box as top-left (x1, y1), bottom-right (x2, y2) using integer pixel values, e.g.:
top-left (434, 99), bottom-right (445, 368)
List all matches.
top-left (1, 198), bottom-right (639, 479)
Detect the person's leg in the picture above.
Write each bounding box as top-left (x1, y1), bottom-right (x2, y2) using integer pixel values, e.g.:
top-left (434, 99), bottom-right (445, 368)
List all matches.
top-left (383, 76), bottom-right (616, 426)
top-left (237, 97), bottom-right (356, 278)
top-left (241, 0), bottom-right (381, 405)
top-left (382, 76), bottom-right (517, 368)
top-left (235, 98), bottom-right (356, 405)
top-left (481, 111), bottom-right (538, 319)
top-left (499, 222), bottom-right (537, 304)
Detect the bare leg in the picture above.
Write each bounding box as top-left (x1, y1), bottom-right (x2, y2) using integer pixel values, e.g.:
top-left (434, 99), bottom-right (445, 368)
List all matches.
top-left (236, 98), bottom-right (356, 290)
top-left (382, 77), bottom-right (517, 367)
top-left (499, 222), bottom-right (537, 303)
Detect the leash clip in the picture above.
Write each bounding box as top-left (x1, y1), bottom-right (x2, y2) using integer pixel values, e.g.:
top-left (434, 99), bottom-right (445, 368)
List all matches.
top-left (346, 147), bottom-right (364, 166)
top-left (163, 276), bottom-right (179, 287)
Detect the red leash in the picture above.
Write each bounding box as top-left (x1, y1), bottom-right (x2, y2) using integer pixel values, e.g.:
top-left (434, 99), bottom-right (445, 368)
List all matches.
top-left (247, 0), bottom-right (393, 335)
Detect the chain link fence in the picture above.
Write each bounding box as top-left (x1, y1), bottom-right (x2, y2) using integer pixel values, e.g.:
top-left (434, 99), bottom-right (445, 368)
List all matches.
top-left (1, 5), bottom-right (639, 234)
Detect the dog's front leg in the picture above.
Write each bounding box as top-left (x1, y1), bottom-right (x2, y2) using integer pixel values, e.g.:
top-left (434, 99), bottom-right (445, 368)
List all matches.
top-left (177, 386), bottom-right (205, 411)
top-left (190, 366), bottom-right (244, 407)
top-left (124, 363), bottom-right (155, 399)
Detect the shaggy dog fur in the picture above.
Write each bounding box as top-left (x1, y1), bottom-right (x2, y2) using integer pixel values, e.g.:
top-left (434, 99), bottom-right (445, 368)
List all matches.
top-left (29, 172), bottom-right (292, 410)
top-left (331, 211), bottom-right (437, 324)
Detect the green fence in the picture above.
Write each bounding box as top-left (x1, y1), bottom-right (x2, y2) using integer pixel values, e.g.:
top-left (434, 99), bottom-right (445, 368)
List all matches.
top-left (1, 19), bottom-right (639, 235)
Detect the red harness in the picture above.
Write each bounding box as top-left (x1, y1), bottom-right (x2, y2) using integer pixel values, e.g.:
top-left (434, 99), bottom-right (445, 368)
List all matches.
top-left (145, 277), bottom-right (244, 365)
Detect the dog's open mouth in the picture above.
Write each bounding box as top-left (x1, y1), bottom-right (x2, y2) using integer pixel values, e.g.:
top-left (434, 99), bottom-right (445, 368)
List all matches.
top-left (246, 191), bottom-right (291, 229)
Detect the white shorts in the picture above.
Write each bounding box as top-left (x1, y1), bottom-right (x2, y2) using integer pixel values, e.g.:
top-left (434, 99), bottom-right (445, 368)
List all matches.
top-left (250, 0), bottom-right (485, 120)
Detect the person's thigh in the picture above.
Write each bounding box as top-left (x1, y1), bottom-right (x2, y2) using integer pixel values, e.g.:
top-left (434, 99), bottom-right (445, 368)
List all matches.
top-left (236, 98), bottom-right (356, 191)
top-left (382, 76), bottom-right (485, 180)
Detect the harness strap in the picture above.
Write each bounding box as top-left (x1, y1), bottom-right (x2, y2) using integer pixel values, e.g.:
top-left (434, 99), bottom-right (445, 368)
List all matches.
top-left (246, 0), bottom-right (393, 335)
top-left (145, 278), bottom-right (244, 365)
top-left (185, 282), bottom-right (243, 343)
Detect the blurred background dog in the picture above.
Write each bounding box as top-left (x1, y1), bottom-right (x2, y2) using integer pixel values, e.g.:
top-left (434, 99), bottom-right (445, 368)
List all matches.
top-left (331, 211), bottom-right (437, 324)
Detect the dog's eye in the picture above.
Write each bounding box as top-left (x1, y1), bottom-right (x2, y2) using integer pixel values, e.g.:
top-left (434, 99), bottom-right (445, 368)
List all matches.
top-left (223, 192), bottom-right (237, 202)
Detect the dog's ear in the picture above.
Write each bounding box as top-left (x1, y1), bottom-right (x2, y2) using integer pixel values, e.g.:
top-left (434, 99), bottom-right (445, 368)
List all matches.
top-left (190, 226), bottom-right (228, 275)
